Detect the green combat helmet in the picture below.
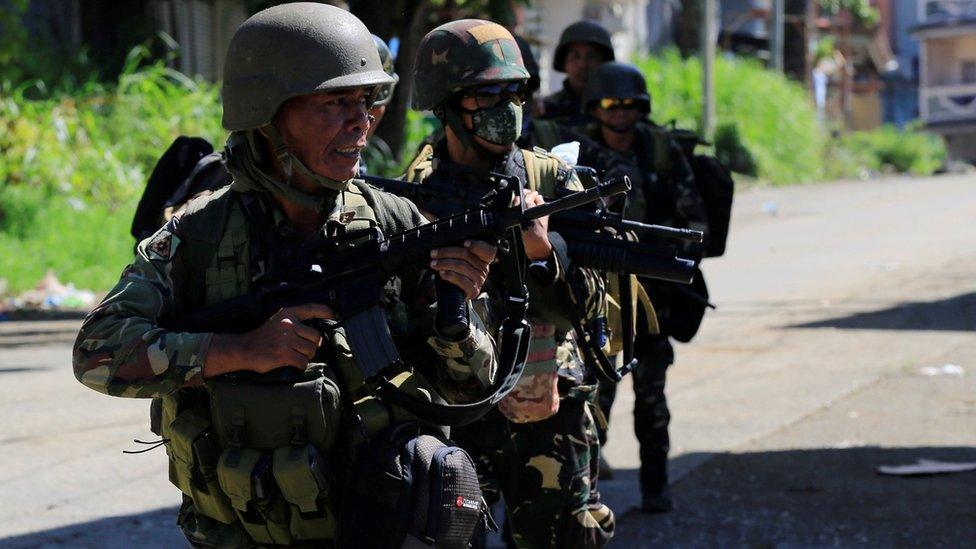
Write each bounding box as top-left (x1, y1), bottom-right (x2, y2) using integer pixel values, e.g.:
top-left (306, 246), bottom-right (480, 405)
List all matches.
top-left (371, 34), bottom-right (399, 106)
top-left (513, 34), bottom-right (540, 95)
top-left (220, 2), bottom-right (395, 201)
top-left (413, 20), bottom-right (529, 150)
top-left (413, 19), bottom-right (528, 111)
top-left (553, 20), bottom-right (615, 72)
top-left (221, 2), bottom-right (394, 131)
top-left (582, 61), bottom-right (651, 114)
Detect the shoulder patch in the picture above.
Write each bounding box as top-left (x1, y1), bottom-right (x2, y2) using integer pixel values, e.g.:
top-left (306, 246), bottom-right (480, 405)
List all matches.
top-left (145, 229), bottom-right (181, 262)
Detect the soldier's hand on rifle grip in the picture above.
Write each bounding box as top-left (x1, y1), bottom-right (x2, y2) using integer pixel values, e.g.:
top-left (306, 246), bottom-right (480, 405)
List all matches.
top-left (515, 189), bottom-right (553, 261)
top-left (429, 240), bottom-right (497, 299)
top-left (202, 303), bottom-right (334, 378)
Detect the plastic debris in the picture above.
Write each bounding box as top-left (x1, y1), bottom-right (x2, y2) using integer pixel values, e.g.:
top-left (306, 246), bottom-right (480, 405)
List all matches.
top-left (878, 459), bottom-right (976, 477)
top-left (761, 201), bottom-right (778, 216)
top-left (3, 270), bottom-right (96, 313)
top-left (550, 141), bottom-right (580, 167)
top-left (919, 364), bottom-right (965, 377)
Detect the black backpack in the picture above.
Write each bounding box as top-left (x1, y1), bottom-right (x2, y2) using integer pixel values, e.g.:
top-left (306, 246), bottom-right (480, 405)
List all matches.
top-left (339, 423), bottom-right (488, 548)
top-left (689, 153), bottom-right (734, 258)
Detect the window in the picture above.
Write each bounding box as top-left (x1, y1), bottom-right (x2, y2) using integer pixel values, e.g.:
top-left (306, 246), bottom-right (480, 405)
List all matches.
top-left (962, 60), bottom-right (976, 84)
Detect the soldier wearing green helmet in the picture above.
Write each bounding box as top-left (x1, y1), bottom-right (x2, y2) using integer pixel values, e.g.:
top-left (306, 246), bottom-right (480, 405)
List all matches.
top-left (579, 61), bottom-right (710, 514)
top-left (405, 19), bottom-right (615, 548)
top-left (359, 33), bottom-right (399, 175)
top-left (73, 3), bottom-right (499, 546)
top-left (540, 20), bottom-right (616, 126)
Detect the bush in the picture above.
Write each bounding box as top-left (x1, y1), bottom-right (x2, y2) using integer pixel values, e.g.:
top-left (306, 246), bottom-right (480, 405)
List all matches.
top-left (833, 124), bottom-right (946, 176)
top-left (638, 49), bottom-right (826, 184)
top-left (0, 48), bottom-right (224, 293)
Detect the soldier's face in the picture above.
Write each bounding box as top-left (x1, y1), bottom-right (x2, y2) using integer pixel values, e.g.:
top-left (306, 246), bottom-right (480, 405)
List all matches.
top-left (564, 42), bottom-right (605, 91)
top-left (594, 102), bottom-right (641, 134)
top-left (272, 88), bottom-right (372, 184)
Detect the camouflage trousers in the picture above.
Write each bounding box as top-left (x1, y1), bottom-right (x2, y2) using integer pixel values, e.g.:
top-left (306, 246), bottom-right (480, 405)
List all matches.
top-left (598, 335), bottom-right (673, 497)
top-left (455, 389), bottom-right (614, 549)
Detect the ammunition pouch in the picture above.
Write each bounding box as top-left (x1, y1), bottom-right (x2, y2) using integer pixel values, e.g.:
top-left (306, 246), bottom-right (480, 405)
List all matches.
top-left (160, 366), bottom-right (342, 545)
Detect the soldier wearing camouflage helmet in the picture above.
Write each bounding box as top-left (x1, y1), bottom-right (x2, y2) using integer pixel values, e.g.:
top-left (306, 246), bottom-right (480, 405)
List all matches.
top-left (540, 20), bottom-right (616, 126)
top-left (73, 4), bottom-right (499, 546)
top-left (405, 19), bottom-right (615, 547)
top-left (580, 61), bottom-right (710, 513)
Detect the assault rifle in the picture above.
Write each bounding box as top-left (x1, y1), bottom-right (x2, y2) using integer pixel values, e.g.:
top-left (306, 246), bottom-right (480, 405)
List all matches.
top-left (168, 176), bottom-right (629, 426)
top-left (362, 172), bottom-right (702, 284)
top-left (362, 169), bottom-right (704, 384)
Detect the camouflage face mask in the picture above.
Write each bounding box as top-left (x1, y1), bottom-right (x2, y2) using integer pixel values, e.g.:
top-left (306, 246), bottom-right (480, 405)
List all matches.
top-left (470, 101), bottom-right (523, 145)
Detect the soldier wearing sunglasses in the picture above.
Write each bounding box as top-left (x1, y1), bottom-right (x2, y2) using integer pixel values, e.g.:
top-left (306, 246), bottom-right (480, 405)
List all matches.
top-left (406, 19), bottom-right (615, 548)
top-left (579, 61), bottom-right (710, 514)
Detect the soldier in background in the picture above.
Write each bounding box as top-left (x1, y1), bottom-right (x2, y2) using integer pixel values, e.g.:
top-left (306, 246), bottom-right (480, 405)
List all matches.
top-left (578, 61), bottom-right (709, 514)
top-left (359, 33), bottom-right (399, 175)
top-left (405, 20), bottom-right (615, 547)
top-left (540, 20), bottom-right (615, 126)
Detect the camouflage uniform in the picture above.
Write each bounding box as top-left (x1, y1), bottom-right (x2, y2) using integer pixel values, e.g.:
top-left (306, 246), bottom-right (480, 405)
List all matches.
top-left (581, 119), bottom-right (708, 503)
top-left (540, 81), bottom-right (589, 127)
top-left (73, 5), bottom-right (496, 546)
top-left (408, 20), bottom-right (613, 548)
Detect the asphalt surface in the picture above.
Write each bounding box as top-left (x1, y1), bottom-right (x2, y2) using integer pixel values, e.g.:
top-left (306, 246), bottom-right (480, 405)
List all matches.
top-left (1, 174), bottom-right (974, 547)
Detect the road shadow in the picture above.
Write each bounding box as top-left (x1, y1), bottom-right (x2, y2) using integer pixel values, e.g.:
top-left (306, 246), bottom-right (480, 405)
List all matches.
top-left (787, 291), bottom-right (976, 332)
top-left (604, 446), bottom-right (976, 547)
top-left (1, 506), bottom-right (185, 548)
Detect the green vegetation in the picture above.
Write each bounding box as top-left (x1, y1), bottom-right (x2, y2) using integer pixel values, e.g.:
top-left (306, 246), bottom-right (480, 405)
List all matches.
top-left (639, 49), bottom-right (827, 184)
top-left (831, 124), bottom-right (947, 176)
top-left (638, 49), bottom-right (946, 184)
top-left (0, 49), bottom-right (224, 293)
top-left (0, 43), bottom-right (949, 295)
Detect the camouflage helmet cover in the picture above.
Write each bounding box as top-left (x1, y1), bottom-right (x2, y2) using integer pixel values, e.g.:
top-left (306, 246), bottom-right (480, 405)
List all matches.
top-left (221, 2), bottom-right (395, 131)
top-left (371, 34), bottom-right (400, 106)
top-left (583, 61), bottom-right (651, 113)
top-left (553, 20), bottom-right (615, 72)
top-left (412, 19), bottom-right (529, 111)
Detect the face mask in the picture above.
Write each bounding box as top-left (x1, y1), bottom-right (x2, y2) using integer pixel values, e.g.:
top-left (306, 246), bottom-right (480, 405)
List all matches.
top-left (470, 101), bottom-right (523, 145)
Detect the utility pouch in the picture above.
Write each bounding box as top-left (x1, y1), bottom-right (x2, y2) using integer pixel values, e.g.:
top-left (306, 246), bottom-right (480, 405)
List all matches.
top-left (208, 366), bottom-right (341, 452)
top-left (165, 406), bottom-right (236, 524)
top-left (274, 444), bottom-right (336, 540)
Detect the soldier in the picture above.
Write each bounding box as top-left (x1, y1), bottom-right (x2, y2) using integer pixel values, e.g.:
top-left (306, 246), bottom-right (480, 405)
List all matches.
top-left (404, 20), bottom-right (614, 548)
top-left (578, 61), bottom-right (709, 513)
top-left (540, 20), bottom-right (615, 126)
top-left (513, 34), bottom-right (606, 172)
top-left (359, 34), bottom-right (399, 175)
top-left (72, 4), bottom-right (498, 546)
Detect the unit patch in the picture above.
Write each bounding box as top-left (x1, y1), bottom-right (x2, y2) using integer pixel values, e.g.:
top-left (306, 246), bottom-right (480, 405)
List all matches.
top-left (146, 230), bottom-right (181, 262)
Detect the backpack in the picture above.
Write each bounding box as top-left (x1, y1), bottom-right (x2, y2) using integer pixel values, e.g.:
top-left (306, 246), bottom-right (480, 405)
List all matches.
top-left (338, 422), bottom-right (488, 548)
top-left (670, 128), bottom-right (734, 258)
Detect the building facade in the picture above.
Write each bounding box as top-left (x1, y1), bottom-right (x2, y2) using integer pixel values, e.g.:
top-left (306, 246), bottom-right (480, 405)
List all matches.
top-left (913, 0), bottom-right (976, 161)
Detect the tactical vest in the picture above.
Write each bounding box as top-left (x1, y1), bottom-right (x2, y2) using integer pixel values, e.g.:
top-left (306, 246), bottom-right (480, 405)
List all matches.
top-left (154, 182), bottom-right (440, 545)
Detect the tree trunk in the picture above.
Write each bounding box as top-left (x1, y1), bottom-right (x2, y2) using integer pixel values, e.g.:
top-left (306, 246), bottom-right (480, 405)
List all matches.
top-left (676, 0), bottom-right (701, 57)
top-left (351, 0), bottom-right (431, 162)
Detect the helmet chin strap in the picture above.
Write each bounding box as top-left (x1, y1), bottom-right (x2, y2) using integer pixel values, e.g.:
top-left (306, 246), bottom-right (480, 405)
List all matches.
top-left (225, 129), bottom-right (344, 213)
top-left (263, 124), bottom-right (350, 193)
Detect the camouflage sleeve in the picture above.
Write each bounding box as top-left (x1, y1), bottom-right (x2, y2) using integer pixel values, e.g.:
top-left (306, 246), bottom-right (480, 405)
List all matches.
top-left (72, 219), bottom-right (210, 399)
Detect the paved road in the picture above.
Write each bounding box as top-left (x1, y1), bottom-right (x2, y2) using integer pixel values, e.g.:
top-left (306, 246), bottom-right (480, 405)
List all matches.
top-left (1, 174), bottom-right (974, 547)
